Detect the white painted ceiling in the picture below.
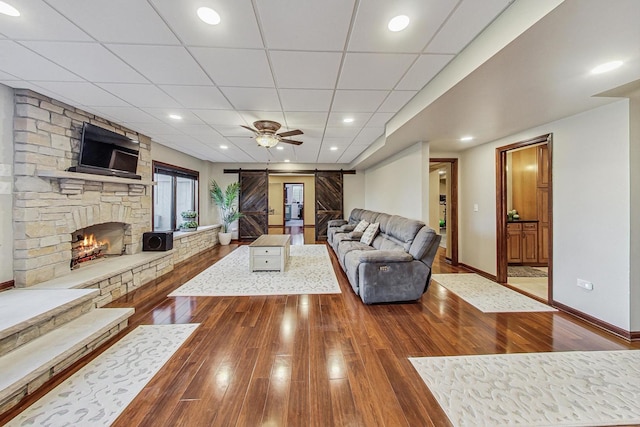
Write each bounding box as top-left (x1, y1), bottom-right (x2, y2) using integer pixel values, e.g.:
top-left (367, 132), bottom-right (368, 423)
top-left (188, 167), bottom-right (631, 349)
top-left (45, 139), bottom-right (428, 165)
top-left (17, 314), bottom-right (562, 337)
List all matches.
top-left (0, 0), bottom-right (514, 164)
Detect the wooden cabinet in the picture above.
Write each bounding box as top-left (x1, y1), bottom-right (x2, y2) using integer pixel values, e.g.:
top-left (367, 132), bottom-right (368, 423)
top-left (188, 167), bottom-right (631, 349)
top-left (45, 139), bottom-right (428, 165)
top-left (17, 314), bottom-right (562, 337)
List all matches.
top-left (537, 187), bottom-right (549, 263)
top-left (507, 221), bottom-right (539, 264)
top-left (537, 145), bottom-right (549, 188)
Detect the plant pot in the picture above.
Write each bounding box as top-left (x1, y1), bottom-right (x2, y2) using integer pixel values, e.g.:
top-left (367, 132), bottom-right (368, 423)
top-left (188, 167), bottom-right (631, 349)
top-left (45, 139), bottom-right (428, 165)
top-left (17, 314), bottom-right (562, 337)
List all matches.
top-left (218, 232), bottom-right (232, 245)
top-left (180, 227), bottom-right (197, 232)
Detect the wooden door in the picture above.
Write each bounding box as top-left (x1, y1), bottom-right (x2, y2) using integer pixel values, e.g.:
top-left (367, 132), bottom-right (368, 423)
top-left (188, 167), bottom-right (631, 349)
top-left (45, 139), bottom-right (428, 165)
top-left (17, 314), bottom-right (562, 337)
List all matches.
top-left (315, 171), bottom-right (343, 241)
top-left (506, 223), bottom-right (522, 263)
top-left (522, 223), bottom-right (538, 263)
top-left (239, 170), bottom-right (268, 240)
top-left (537, 187), bottom-right (550, 263)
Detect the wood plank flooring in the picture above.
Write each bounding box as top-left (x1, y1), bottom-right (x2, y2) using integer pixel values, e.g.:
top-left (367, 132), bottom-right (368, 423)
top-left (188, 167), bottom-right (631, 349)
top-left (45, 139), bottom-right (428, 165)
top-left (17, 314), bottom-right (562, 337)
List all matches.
top-left (2, 231), bottom-right (639, 426)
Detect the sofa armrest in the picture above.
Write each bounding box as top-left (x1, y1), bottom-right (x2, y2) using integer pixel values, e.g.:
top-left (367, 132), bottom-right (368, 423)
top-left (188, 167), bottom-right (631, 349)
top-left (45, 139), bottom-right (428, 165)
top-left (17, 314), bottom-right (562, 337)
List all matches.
top-left (358, 250), bottom-right (413, 263)
top-left (328, 219), bottom-right (348, 228)
top-left (339, 224), bottom-right (356, 233)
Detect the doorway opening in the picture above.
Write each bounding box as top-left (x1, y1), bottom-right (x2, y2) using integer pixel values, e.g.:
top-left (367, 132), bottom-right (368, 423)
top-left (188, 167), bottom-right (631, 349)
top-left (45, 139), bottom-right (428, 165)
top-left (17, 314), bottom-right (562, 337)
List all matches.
top-left (496, 134), bottom-right (553, 303)
top-left (429, 158), bottom-right (458, 265)
top-left (284, 183), bottom-right (304, 227)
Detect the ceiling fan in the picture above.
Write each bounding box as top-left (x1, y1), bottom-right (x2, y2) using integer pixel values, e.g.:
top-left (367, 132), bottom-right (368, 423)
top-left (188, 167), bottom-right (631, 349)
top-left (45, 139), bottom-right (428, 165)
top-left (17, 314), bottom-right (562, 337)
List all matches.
top-left (241, 120), bottom-right (303, 148)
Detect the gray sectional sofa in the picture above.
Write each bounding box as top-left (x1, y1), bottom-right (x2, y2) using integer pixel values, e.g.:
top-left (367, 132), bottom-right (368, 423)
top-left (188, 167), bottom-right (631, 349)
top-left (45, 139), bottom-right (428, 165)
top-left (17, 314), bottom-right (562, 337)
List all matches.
top-left (327, 208), bottom-right (441, 304)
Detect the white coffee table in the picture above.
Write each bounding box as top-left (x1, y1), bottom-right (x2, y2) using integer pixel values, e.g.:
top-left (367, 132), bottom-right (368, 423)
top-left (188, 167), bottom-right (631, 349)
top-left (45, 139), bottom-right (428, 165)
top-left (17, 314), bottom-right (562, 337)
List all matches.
top-left (249, 234), bottom-right (291, 272)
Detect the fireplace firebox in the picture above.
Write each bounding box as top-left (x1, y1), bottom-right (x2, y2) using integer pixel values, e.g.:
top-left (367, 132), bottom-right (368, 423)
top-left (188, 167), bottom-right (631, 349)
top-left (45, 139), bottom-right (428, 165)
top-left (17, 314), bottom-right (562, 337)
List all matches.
top-left (70, 222), bottom-right (127, 269)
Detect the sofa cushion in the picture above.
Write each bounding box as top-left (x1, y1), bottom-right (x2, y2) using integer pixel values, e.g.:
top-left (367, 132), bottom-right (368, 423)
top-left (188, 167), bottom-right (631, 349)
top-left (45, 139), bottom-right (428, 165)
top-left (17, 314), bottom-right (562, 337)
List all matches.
top-left (353, 220), bottom-right (369, 233)
top-left (337, 240), bottom-right (373, 267)
top-left (360, 222), bottom-right (379, 245)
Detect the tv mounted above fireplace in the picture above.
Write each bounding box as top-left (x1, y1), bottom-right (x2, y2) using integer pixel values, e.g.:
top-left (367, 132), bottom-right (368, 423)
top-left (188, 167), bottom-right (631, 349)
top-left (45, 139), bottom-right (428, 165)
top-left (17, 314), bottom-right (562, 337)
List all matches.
top-left (68, 122), bottom-right (142, 180)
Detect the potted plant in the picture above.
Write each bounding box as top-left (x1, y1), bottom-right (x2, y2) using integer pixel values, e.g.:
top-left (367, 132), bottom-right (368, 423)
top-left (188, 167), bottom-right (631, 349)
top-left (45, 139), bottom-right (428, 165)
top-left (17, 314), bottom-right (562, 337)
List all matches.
top-left (180, 210), bottom-right (198, 231)
top-left (210, 179), bottom-right (243, 245)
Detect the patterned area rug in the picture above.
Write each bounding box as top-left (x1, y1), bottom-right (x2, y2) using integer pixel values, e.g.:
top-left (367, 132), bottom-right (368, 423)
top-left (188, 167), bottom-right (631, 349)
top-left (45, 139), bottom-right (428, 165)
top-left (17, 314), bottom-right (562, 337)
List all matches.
top-left (410, 350), bottom-right (640, 426)
top-left (432, 274), bottom-right (556, 312)
top-left (6, 324), bottom-right (199, 427)
top-left (168, 244), bottom-right (341, 297)
top-left (508, 265), bottom-right (548, 277)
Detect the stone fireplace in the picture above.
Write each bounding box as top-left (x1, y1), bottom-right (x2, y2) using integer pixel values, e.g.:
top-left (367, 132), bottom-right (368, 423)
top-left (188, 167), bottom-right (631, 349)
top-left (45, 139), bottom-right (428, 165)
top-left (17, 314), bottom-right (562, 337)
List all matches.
top-left (12, 89), bottom-right (152, 287)
top-left (70, 222), bottom-right (127, 269)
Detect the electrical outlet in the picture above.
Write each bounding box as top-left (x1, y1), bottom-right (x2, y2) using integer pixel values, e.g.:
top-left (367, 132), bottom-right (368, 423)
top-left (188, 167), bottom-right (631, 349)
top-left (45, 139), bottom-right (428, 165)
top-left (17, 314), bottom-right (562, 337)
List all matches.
top-left (577, 279), bottom-right (593, 291)
top-left (473, 204), bottom-right (479, 212)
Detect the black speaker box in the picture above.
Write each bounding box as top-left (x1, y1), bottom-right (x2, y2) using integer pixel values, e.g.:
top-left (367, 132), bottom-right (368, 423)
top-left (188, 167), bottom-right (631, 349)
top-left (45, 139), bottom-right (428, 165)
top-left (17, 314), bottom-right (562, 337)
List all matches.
top-left (143, 231), bottom-right (173, 251)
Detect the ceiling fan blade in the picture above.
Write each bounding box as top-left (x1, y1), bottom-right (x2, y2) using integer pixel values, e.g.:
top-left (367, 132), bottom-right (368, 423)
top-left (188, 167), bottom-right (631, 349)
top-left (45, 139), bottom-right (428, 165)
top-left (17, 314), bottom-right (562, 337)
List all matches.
top-left (240, 125), bottom-right (258, 134)
top-left (280, 139), bottom-right (303, 146)
top-left (277, 129), bottom-right (303, 138)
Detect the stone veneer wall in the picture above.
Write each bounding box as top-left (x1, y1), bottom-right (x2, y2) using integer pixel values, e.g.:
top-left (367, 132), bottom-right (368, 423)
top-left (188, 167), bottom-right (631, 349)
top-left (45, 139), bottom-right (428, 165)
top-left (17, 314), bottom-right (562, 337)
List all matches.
top-left (12, 89), bottom-right (152, 287)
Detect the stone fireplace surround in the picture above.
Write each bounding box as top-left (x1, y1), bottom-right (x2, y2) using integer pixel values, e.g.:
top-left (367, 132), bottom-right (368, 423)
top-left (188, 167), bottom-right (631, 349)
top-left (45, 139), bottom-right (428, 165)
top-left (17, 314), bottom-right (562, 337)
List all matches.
top-left (11, 89), bottom-right (220, 300)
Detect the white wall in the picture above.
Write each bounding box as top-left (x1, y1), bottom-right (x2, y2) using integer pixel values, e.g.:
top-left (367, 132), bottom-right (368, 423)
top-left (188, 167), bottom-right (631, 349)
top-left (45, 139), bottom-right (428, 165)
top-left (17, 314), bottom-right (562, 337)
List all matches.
top-left (151, 142), bottom-right (216, 226)
top-left (459, 100), bottom-right (632, 330)
top-left (363, 142), bottom-right (429, 222)
top-left (344, 173), bottom-right (365, 217)
top-left (0, 84), bottom-right (13, 283)
top-left (629, 96), bottom-right (640, 331)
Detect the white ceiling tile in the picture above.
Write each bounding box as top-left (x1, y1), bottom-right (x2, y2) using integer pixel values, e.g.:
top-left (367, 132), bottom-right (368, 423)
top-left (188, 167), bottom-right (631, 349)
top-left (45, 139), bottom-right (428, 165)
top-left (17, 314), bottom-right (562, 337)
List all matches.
top-left (141, 108), bottom-right (205, 125)
top-left (220, 87), bottom-right (281, 111)
top-left (193, 110), bottom-right (245, 126)
top-left (270, 51), bottom-right (342, 89)
top-left (107, 45), bottom-right (211, 85)
top-left (0, 41), bottom-right (83, 82)
top-left (285, 112), bottom-right (329, 128)
top-left (378, 90), bottom-right (417, 112)
top-left (131, 122), bottom-right (184, 136)
top-left (331, 90), bottom-right (388, 112)
top-left (339, 53), bottom-right (416, 90)
top-left (255, 0), bottom-right (355, 50)
top-left (191, 48), bottom-right (274, 87)
top-left (90, 107), bottom-right (161, 124)
top-left (35, 82), bottom-right (129, 107)
top-left (150, 0), bottom-right (264, 48)
top-left (0, 70), bottom-right (18, 80)
top-left (279, 89), bottom-right (333, 112)
top-left (22, 42), bottom-right (146, 84)
top-left (0, 0), bottom-right (91, 41)
top-left (352, 127), bottom-right (385, 145)
top-left (213, 125), bottom-right (253, 137)
top-left (96, 84), bottom-right (181, 109)
top-left (46, 0), bottom-right (179, 44)
top-left (366, 112), bottom-right (395, 127)
top-left (426, 0), bottom-right (512, 54)
top-left (348, 0), bottom-right (458, 53)
top-left (396, 54), bottom-right (454, 90)
top-left (323, 127), bottom-right (360, 139)
top-left (159, 85), bottom-right (232, 109)
top-left (178, 124), bottom-right (227, 143)
top-left (339, 144), bottom-right (370, 162)
top-left (327, 112), bottom-right (373, 127)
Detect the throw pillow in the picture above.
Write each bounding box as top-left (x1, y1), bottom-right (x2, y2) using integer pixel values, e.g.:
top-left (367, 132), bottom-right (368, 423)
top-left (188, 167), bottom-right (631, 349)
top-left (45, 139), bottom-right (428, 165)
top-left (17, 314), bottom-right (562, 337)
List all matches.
top-left (360, 222), bottom-right (380, 246)
top-left (353, 220), bottom-right (369, 233)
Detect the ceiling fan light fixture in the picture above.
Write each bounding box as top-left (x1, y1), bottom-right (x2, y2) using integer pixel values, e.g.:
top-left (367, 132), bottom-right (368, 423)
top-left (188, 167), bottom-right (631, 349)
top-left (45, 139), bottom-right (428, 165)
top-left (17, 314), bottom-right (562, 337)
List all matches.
top-left (255, 134), bottom-right (279, 148)
top-left (197, 7), bottom-right (221, 25)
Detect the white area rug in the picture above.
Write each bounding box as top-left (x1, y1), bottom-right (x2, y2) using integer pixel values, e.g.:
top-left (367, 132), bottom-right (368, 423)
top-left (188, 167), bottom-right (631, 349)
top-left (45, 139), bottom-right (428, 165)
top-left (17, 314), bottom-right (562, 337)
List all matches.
top-left (432, 273), bottom-right (556, 312)
top-left (6, 324), bottom-right (199, 427)
top-left (410, 350), bottom-right (640, 427)
top-left (168, 244), bottom-right (341, 297)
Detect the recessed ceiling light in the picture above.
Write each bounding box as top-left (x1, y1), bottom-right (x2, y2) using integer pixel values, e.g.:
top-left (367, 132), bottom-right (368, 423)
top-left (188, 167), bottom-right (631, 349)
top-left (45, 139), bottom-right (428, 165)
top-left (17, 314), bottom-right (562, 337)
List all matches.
top-left (591, 60), bottom-right (624, 75)
top-left (284, 159), bottom-right (290, 163)
top-left (343, 117), bottom-right (354, 123)
top-left (388, 15), bottom-right (409, 32)
top-left (220, 145), bottom-right (228, 149)
top-left (439, 170), bottom-right (445, 175)
top-left (460, 136), bottom-right (474, 142)
top-left (0, 1), bottom-right (20, 16)
top-left (197, 7), bottom-right (221, 25)
top-left (168, 114), bottom-right (183, 120)
top-left (276, 146), bottom-right (284, 150)
top-left (330, 146), bottom-right (338, 151)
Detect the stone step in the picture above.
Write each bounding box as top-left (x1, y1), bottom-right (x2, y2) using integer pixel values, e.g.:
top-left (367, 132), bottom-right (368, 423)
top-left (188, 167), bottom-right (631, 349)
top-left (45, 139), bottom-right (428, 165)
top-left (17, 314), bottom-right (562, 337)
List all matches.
top-left (0, 288), bottom-right (99, 357)
top-left (0, 307), bottom-right (134, 416)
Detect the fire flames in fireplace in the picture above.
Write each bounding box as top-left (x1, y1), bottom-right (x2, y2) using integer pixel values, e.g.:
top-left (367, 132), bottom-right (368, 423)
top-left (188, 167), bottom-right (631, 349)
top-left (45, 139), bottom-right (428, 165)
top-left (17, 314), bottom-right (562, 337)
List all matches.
top-left (71, 234), bottom-right (110, 269)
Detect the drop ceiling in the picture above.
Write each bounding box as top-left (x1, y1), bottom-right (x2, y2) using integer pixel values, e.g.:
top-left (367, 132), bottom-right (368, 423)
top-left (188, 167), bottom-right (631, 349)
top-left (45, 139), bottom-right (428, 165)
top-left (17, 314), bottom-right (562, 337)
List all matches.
top-left (0, 0), bottom-right (514, 164)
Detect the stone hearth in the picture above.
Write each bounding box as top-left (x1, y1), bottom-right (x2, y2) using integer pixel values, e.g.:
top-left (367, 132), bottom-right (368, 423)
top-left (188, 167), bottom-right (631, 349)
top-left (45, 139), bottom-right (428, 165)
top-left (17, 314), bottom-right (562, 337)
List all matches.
top-left (12, 89), bottom-right (152, 287)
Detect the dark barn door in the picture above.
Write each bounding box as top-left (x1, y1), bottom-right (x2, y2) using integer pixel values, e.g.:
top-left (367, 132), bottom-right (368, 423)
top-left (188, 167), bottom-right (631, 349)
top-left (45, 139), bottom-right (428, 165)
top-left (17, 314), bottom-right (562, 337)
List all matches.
top-left (239, 170), bottom-right (268, 240)
top-left (315, 171), bottom-right (343, 241)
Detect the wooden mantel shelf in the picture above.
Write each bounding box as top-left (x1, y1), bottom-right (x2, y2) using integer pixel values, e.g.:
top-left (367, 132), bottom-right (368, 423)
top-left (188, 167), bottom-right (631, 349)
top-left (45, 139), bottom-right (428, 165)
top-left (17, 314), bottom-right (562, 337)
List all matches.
top-left (37, 170), bottom-right (154, 186)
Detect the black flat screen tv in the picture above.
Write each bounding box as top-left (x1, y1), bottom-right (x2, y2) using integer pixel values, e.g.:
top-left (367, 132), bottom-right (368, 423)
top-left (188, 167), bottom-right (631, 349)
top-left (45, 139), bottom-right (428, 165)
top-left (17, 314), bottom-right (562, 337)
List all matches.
top-left (69, 122), bottom-right (141, 179)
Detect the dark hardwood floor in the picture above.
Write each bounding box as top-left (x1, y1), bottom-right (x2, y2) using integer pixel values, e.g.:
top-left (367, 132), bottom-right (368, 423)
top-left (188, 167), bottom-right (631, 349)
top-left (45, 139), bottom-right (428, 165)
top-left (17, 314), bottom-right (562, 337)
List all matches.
top-left (2, 230), bottom-right (638, 426)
